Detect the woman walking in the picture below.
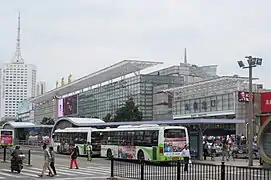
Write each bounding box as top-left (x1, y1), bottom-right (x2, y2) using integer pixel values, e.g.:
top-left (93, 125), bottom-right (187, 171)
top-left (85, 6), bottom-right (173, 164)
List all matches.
top-left (69, 146), bottom-right (79, 169)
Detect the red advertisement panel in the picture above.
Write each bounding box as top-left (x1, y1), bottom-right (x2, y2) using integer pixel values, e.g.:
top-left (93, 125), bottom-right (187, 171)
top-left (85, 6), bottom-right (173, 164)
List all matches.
top-left (0, 135), bottom-right (13, 145)
top-left (0, 130), bottom-right (13, 146)
top-left (261, 92), bottom-right (271, 113)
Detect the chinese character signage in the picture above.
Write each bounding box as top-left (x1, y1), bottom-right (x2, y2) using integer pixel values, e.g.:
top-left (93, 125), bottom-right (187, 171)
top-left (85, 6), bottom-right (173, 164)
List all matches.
top-left (238, 91), bottom-right (250, 102)
top-left (261, 92), bottom-right (271, 113)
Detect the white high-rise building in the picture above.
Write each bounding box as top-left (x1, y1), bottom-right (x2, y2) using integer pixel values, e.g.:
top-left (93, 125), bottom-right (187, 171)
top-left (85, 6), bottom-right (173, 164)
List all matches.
top-left (36, 81), bottom-right (46, 96)
top-left (0, 13), bottom-right (37, 120)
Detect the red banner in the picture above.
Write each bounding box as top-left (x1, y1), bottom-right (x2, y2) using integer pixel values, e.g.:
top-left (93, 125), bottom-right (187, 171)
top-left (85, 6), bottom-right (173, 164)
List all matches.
top-left (261, 92), bottom-right (271, 113)
top-left (0, 135), bottom-right (13, 145)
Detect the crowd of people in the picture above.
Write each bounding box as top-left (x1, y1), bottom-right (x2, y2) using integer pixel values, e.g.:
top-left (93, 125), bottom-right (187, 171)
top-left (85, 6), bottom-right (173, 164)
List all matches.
top-left (203, 134), bottom-right (258, 161)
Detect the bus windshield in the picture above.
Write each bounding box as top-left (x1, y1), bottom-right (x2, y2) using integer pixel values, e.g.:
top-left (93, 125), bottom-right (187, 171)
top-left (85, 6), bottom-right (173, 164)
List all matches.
top-left (164, 129), bottom-right (186, 140)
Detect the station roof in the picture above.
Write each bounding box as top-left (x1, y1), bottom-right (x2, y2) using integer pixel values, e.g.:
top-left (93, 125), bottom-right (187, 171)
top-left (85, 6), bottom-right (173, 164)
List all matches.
top-left (56, 117), bottom-right (105, 127)
top-left (31, 60), bottom-right (162, 103)
top-left (2, 121), bottom-right (53, 129)
top-left (94, 119), bottom-right (245, 126)
top-left (54, 118), bottom-right (245, 129)
top-left (162, 76), bottom-right (258, 93)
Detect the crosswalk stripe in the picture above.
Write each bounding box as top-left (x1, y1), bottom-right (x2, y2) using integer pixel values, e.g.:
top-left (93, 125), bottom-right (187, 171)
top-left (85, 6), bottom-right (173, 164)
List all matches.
top-left (0, 164), bottom-right (112, 179)
top-left (18, 169), bottom-right (39, 177)
top-left (29, 167), bottom-right (73, 176)
top-left (1, 169), bottom-right (21, 177)
top-left (84, 167), bottom-right (110, 174)
top-left (53, 167), bottom-right (93, 176)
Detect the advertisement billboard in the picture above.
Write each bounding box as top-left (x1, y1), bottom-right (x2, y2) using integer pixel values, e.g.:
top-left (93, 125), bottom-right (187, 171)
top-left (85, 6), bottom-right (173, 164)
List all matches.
top-left (58, 99), bottom-right (64, 117)
top-left (261, 92), bottom-right (271, 113)
top-left (63, 94), bottom-right (78, 116)
top-left (0, 130), bottom-right (14, 146)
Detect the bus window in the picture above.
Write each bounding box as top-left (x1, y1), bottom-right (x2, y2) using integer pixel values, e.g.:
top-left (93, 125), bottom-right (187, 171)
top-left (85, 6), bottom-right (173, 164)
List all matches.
top-left (74, 132), bottom-right (87, 144)
top-left (164, 129), bottom-right (186, 139)
top-left (101, 132), bottom-right (108, 145)
top-left (134, 130), bottom-right (158, 147)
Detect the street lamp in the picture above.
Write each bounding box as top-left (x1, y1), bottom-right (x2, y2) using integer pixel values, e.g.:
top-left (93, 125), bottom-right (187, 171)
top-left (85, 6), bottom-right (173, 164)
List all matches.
top-left (237, 56), bottom-right (263, 166)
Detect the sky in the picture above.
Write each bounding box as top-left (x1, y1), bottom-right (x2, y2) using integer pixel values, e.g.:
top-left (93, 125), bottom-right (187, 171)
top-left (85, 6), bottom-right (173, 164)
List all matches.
top-left (0, 0), bottom-right (271, 90)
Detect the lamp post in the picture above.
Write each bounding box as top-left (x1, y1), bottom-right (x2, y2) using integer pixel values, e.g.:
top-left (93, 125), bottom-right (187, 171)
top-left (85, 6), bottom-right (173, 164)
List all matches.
top-left (237, 56), bottom-right (262, 166)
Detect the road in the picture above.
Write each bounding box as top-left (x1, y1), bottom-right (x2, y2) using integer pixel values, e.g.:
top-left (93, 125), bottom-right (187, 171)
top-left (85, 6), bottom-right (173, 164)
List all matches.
top-left (0, 152), bottom-right (112, 180)
top-left (0, 150), bottom-right (269, 180)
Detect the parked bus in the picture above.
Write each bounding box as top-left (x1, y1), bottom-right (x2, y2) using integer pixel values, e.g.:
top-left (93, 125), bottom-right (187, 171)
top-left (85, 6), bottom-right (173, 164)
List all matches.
top-left (0, 129), bottom-right (14, 147)
top-left (100, 124), bottom-right (189, 161)
top-left (52, 127), bottom-right (102, 156)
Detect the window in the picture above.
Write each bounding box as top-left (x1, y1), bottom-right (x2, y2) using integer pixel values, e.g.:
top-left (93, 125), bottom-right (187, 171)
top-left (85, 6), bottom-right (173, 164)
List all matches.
top-left (101, 130), bottom-right (159, 147)
top-left (73, 132), bottom-right (87, 144)
top-left (164, 129), bottom-right (186, 139)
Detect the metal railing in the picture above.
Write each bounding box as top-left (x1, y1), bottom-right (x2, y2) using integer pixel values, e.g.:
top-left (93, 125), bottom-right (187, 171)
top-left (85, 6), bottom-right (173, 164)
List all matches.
top-left (16, 140), bottom-right (44, 149)
top-left (109, 158), bottom-right (271, 180)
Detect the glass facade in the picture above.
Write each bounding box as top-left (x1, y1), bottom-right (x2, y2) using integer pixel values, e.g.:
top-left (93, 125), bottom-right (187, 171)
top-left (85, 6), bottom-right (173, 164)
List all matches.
top-left (173, 93), bottom-right (235, 116)
top-left (78, 74), bottom-right (182, 120)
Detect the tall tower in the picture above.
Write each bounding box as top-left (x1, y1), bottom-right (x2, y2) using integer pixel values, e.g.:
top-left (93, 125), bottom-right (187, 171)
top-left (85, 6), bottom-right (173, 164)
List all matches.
top-left (184, 48), bottom-right (187, 64)
top-left (182, 48), bottom-right (189, 84)
top-left (0, 13), bottom-right (37, 120)
top-left (12, 12), bottom-right (23, 63)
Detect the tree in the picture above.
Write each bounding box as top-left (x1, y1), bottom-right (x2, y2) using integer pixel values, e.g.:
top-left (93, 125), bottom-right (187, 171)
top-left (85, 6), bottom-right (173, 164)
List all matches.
top-left (41, 117), bottom-right (55, 125)
top-left (113, 97), bottom-right (143, 122)
top-left (103, 113), bottom-right (112, 122)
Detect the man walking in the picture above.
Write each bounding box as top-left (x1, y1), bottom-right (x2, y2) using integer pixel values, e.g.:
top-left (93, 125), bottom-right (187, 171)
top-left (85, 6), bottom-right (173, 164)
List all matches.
top-left (39, 144), bottom-right (54, 177)
top-left (48, 146), bottom-right (57, 176)
top-left (181, 144), bottom-right (191, 172)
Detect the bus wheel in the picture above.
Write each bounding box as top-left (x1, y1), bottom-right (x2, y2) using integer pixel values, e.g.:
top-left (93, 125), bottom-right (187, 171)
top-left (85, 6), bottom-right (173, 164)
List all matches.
top-left (57, 146), bottom-right (60, 154)
top-left (137, 150), bottom-right (144, 161)
top-left (107, 149), bottom-right (113, 159)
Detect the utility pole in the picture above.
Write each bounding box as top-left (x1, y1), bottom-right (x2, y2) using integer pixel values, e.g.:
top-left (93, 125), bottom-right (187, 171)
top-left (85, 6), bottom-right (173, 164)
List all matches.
top-left (237, 56), bottom-right (263, 166)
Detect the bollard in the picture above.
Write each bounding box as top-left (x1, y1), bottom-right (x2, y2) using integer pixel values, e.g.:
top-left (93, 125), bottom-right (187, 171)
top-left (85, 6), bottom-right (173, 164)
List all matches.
top-left (177, 160), bottom-right (181, 180)
top-left (27, 150), bottom-right (31, 166)
top-left (140, 160), bottom-right (144, 180)
top-left (221, 162), bottom-right (225, 180)
top-left (2, 146), bottom-right (6, 163)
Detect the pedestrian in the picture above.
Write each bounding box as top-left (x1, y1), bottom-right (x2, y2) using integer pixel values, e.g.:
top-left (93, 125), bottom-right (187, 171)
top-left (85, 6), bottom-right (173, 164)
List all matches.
top-left (48, 146), bottom-right (57, 176)
top-left (39, 144), bottom-right (54, 177)
top-left (210, 143), bottom-right (216, 161)
top-left (181, 144), bottom-right (191, 172)
top-left (70, 146), bottom-right (79, 169)
top-left (221, 136), bottom-right (228, 161)
top-left (203, 141), bottom-right (208, 160)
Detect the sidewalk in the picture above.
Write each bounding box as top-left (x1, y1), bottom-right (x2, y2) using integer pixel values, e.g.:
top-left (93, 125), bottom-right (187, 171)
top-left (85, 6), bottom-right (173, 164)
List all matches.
top-left (193, 157), bottom-right (262, 167)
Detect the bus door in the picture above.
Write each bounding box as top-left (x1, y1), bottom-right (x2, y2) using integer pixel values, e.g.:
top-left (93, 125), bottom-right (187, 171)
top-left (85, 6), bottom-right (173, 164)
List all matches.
top-left (152, 146), bottom-right (157, 160)
top-left (152, 131), bottom-right (159, 160)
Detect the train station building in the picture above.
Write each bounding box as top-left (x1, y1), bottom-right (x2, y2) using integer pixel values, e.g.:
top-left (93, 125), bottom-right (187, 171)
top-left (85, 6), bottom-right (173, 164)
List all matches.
top-left (30, 59), bottom-right (219, 123)
top-left (163, 76), bottom-right (264, 135)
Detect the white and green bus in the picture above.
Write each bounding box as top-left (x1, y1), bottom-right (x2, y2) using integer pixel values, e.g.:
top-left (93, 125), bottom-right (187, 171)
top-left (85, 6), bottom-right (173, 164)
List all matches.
top-left (52, 127), bottom-right (102, 156)
top-left (100, 124), bottom-right (189, 161)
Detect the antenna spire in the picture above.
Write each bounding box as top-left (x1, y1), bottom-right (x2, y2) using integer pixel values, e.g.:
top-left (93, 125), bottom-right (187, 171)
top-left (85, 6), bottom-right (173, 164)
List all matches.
top-left (184, 48), bottom-right (187, 64)
top-left (12, 12), bottom-right (24, 63)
